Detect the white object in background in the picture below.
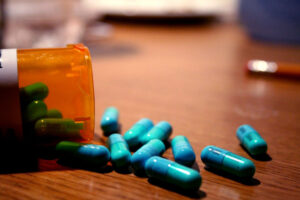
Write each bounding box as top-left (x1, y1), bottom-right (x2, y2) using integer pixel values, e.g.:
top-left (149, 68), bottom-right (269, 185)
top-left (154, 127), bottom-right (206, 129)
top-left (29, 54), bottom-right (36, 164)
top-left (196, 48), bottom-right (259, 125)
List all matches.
top-left (4, 0), bottom-right (101, 48)
top-left (94, 0), bottom-right (238, 20)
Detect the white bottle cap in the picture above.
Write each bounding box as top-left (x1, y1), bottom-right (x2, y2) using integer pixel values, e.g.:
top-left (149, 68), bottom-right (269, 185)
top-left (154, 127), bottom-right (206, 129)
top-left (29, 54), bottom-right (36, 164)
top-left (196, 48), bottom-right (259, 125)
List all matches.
top-left (0, 49), bottom-right (23, 141)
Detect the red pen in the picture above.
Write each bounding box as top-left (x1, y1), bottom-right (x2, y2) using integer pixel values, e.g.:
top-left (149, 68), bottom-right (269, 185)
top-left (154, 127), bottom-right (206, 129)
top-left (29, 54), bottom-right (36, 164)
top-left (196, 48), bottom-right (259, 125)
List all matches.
top-left (246, 60), bottom-right (300, 78)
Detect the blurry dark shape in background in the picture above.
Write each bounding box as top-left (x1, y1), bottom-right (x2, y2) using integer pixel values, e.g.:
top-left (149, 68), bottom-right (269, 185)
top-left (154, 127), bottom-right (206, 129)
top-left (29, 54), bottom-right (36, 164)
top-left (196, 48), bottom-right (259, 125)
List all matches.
top-left (0, 0), bottom-right (5, 48)
top-left (102, 15), bottom-right (216, 26)
top-left (239, 0), bottom-right (300, 45)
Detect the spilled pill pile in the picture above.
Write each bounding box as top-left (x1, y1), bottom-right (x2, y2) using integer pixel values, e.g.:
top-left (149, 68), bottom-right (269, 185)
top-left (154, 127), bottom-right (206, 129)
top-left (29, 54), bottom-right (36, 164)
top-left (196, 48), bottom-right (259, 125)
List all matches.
top-left (52, 107), bottom-right (269, 193)
top-left (19, 83), bottom-right (269, 194)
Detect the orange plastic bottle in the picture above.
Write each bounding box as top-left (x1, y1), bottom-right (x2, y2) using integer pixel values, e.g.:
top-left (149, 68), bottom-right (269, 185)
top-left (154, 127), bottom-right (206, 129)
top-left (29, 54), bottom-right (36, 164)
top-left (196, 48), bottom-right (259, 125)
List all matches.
top-left (0, 44), bottom-right (95, 143)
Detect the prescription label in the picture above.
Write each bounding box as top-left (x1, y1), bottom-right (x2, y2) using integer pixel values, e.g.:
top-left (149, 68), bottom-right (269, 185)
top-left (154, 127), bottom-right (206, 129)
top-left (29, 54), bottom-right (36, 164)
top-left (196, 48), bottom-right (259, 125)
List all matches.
top-left (0, 49), bottom-right (23, 140)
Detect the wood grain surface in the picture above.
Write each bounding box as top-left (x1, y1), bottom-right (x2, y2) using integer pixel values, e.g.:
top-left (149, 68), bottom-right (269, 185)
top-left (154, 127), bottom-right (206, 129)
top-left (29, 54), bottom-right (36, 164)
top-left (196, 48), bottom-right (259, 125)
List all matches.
top-left (1, 22), bottom-right (300, 200)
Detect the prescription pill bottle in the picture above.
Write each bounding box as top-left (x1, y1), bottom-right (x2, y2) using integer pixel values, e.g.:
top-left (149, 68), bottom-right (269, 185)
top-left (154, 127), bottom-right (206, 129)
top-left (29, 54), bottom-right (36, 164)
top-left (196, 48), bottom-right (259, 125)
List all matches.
top-left (0, 44), bottom-right (95, 144)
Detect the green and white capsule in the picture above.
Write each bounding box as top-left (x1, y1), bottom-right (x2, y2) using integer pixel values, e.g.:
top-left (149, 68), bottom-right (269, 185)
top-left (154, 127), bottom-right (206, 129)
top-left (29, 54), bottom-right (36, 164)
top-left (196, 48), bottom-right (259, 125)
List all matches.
top-left (22, 100), bottom-right (47, 123)
top-left (100, 107), bottom-right (119, 136)
top-left (237, 124), bottom-right (268, 156)
top-left (139, 121), bottom-right (172, 145)
top-left (56, 141), bottom-right (110, 167)
top-left (171, 136), bottom-right (195, 166)
top-left (131, 139), bottom-right (165, 174)
top-left (107, 134), bottom-right (131, 168)
top-left (201, 145), bottom-right (255, 178)
top-left (20, 82), bottom-right (49, 103)
top-left (35, 118), bottom-right (84, 138)
top-left (124, 118), bottom-right (154, 149)
top-left (145, 156), bottom-right (202, 191)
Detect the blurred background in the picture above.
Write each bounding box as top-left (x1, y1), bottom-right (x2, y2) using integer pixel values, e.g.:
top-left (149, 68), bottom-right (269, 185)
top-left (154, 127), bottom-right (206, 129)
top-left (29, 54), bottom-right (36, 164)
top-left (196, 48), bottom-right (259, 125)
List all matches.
top-left (1, 0), bottom-right (300, 49)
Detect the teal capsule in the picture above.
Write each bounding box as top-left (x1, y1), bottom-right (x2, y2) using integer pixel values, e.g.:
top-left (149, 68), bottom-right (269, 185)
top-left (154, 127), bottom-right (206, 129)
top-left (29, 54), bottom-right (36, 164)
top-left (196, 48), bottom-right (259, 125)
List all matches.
top-left (131, 139), bottom-right (165, 174)
top-left (56, 141), bottom-right (110, 167)
top-left (20, 82), bottom-right (49, 103)
top-left (45, 109), bottom-right (63, 118)
top-left (139, 121), bottom-right (172, 145)
top-left (100, 107), bottom-right (119, 136)
top-left (23, 100), bottom-right (47, 123)
top-left (124, 118), bottom-right (154, 149)
top-left (237, 124), bottom-right (268, 156)
top-left (171, 136), bottom-right (195, 166)
top-left (201, 145), bottom-right (255, 178)
top-left (107, 134), bottom-right (131, 168)
top-left (35, 118), bottom-right (84, 138)
top-left (145, 156), bottom-right (202, 191)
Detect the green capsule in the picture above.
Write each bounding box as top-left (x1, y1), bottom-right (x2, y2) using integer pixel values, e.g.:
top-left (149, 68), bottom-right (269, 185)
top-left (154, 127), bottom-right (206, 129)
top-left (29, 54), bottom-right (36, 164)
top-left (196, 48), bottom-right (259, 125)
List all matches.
top-left (20, 82), bottom-right (49, 103)
top-left (107, 133), bottom-right (131, 169)
top-left (34, 118), bottom-right (84, 138)
top-left (56, 141), bottom-right (110, 167)
top-left (145, 156), bottom-right (202, 191)
top-left (45, 109), bottom-right (63, 118)
top-left (23, 100), bottom-right (47, 123)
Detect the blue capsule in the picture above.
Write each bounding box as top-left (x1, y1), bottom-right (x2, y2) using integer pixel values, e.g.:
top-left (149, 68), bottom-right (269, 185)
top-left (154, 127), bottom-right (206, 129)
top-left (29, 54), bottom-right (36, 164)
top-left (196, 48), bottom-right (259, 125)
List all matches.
top-left (139, 121), bottom-right (172, 145)
top-left (171, 136), bottom-right (195, 166)
top-left (56, 141), bottom-right (110, 167)
top-left (201, 145), bottom-right (255, 178)
top-left (131, 139), bottom-right (165, 174)
top-left (100, 107), bottom-right (119, 136)
top-left (107, 133), bottom-right (131, 168)
top-left (124, 118), bottom-right (154, 149)
top-left (145, 156), bottom-right (202, 191)
top-left (237, 124), bottom-right (268, 156)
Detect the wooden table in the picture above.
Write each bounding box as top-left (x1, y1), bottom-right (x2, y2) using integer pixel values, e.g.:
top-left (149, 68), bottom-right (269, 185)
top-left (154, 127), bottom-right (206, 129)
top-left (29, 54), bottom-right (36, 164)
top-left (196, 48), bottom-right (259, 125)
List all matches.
top-left (1, 21), bottom-right (300, 200)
